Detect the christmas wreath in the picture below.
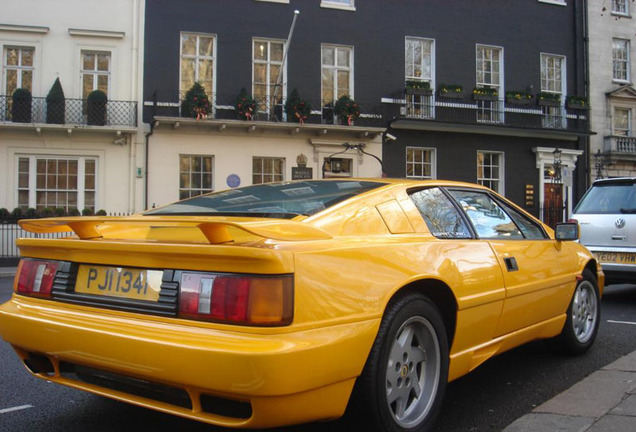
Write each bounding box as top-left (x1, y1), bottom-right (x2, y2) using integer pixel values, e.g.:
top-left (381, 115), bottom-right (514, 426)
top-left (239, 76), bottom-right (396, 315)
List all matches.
top-left (334, 95), bottom-right (360, 125)
top-left (235, 88), bottom-right (257, 120)
top-left (284, 88), bottom-right (312, 124)
top-left (181, 82), bottom-right (211, 120)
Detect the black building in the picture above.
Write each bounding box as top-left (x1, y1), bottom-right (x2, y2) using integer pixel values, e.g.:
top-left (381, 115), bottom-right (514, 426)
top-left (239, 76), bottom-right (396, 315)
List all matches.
top-left (143, 0), bottom-right (589, 224)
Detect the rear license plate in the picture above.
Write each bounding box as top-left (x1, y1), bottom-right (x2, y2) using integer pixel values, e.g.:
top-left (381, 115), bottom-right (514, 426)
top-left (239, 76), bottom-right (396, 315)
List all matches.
top-left (75, 265), bottom-right (163, 302)
top-left (594, 252), bottom-right (636, 264)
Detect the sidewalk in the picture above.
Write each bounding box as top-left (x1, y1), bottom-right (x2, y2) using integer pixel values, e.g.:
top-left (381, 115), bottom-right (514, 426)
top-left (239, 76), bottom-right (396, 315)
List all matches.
top-left (0, 267), bottom-right (16, 278)
top-left (503, 350), bottom-right (636, 432)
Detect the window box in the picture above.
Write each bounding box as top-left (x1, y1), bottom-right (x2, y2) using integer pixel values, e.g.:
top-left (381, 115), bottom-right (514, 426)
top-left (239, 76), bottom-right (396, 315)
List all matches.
top-left (473, 93), bottom-right (498, 101)
top-left (565, 96), bottom-right (589, 110)
top-left (505, 91), bottom-right (534, 105)
top-left (537, 92), bottom-right (561, 107)
top-left (405, 80), bottom-right (432, 96)
top-left (437, 84), bottom-right (464, 99)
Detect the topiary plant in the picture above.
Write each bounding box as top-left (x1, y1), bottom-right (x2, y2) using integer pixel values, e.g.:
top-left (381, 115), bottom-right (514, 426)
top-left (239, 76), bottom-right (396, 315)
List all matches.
top-left (284, 88), bottom-right (312, 124)
top-left (87, 89), bottom-right (107, 125)
top-left (12, 88), bottom-right (32, 123)
top-left (46, 78), bottom-right (66, 124)
top-left (181, 82), bottom-right (211, 119)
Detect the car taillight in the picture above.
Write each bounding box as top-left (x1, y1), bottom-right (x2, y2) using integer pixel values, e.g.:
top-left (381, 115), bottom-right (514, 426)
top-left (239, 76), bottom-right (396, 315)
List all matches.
top-left (178, 272), bottom-right (293, 326)
top-left (15, 258), bottom-right (59, 298)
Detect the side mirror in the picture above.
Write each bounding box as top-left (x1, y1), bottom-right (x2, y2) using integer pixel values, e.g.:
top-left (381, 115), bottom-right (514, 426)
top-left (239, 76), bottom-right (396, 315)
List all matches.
top-left (555, 222), bottom-right (579, 241)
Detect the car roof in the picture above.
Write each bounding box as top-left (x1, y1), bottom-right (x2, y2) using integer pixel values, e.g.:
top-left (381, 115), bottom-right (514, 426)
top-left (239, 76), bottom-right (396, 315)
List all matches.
top-left (591, 177), bottom-right (636, 186)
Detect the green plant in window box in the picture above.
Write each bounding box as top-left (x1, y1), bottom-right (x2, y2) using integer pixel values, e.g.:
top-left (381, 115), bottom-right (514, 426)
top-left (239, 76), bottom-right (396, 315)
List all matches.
top-left (472, 86), bottom-right (498, 101)
top-left (87, 90), bottom-right (107, 126)
top-left (68, 208), bottom-right (81, 217)
top-left (181, 82), bottom-right (211, 120)
top-left (39, 207), bottom-right (54, 218)
top-left (284, 88), bottom-right (312, 124)
top-left (234, 87), bottom-right (257, 121)
top-left (54, 207), bottom-right (66, 217)
top-left (82, 208), bottom-right (94, 216)
top-left (437, 84), bottom-right (464, 99)
top-left (505, 90), bottom-right (534, 105)
top-left (25, 208), bottom-right (37, 219)
top-left (537, 92), bottom-right (561, 107)
top-left (12, 88), bottom-right (32, 123)
top-left (334, 95), bottom-right (360, 125)
top-left (46, 78), bottom-right (66, 124)
top-left (405, 80), bottom-right (432, 96)
top-left (96, 209), bottom-right (107, 216)
top-left (565, 95), bottom-right (589, 110)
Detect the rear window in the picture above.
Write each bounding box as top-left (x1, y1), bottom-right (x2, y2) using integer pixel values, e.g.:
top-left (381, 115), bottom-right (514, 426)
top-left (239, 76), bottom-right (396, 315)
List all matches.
top-left (574, 181), bottom-right (636, 214)
top-left (144, 180), bottom-right (387, 218)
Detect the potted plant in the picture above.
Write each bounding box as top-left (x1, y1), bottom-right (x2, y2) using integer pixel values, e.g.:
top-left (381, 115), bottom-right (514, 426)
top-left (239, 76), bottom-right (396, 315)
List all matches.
top-left (234, 87), bottom-right (257, 120)
top-left (334, 95), bottom-right (360, 125)
top-left (87, 89), bottom-right (107, 125)
top-left (181, 82), bottom-right (211, 119)
top-left (537, 92), bottom-right (561, 107)
top-left (11, 88), bottom-right (32, 123)
top-left (505, 90), bottom-right (534, 105)
top-left (46, 78), bottom-right (66, 124)
top-left (405, 80), bottom-right (432, 96)
top-left (472, 86), bottom-right (498, 101)
top-left (437, 84), bottom-right (464, 99)
top-left (284, 88), bottom-right (312, 124)
top-left (566, 95), bottom-right (589, 110)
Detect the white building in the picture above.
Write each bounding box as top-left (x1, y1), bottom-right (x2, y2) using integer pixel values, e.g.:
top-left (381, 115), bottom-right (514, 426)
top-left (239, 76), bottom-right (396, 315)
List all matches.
top-left (588, 0), bottom-right (636, 180)
top-left (0, 0), bottom-right (144, 215)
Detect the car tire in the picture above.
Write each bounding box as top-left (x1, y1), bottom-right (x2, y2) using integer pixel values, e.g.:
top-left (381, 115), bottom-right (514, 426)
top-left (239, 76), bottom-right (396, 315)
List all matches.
top-left (550, 269), bottom-right (601, 355)
top-left (347, 293), bottom-right (449, 432)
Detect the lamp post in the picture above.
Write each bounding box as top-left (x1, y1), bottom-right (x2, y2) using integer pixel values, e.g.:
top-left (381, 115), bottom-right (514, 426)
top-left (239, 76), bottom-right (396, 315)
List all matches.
top-left (552, 148), bottom-right (563, 226)
top-left (594, 149), bottom-right (604, 180)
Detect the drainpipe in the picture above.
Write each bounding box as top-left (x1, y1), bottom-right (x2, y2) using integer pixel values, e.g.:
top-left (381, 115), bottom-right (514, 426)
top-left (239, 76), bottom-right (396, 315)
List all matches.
top-left (144, 91), bottom-right (157, 210)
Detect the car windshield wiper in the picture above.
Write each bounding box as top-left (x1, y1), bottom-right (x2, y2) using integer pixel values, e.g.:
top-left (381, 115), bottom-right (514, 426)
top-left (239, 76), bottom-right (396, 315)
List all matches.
top-left (620, 208), bottom-right (636, 214)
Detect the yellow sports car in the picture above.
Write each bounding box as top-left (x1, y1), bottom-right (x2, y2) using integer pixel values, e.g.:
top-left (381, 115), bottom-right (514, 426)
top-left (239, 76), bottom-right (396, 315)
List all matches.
top-left (0, 179), bottom-right (602, 432)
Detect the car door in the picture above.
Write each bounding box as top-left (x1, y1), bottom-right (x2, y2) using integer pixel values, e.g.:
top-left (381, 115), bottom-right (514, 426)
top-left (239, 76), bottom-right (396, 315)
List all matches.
top-left (447, 188), bottom-right (579, 337)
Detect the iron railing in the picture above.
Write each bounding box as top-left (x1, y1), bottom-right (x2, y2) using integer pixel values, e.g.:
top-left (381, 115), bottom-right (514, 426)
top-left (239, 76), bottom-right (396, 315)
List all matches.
top-left (1, 95), bottom-right (138, 127)
top-left (389, 93), bottom-right (589, 133)
top-left (0, 219), bottom-right (72, 258)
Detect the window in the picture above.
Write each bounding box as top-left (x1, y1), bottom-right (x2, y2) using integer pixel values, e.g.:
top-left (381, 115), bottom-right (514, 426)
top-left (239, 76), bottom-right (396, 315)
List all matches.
top-left (253, 157), bottom-right (284, 184)
top-left (81, 51), bottom-right (110, 99)
top-left (179, 155), bottom-right (213, 200)
top-left (253, 39), bottom-right (285, 115)
top-left (4, 46), bottom-right (34, 95)
top-left (17, 156), bottom-right (97, 212)
top-left (180, 33), bottom-right (215, 99)
top-left (477, 151), bottom-right (504, 194)
top-left (613, 108), bottom-right (631, 135)
top-left (321, 45), bottom-right (353, 105)
top-left (613, 39), bottom-right (630, 82)
top-left (612, 0), bottom-right (629, 15)
top-left (476, 45), bottom-right (503, 123)
top-left (321, 0), bottom-right (355, 10)
top-left (405, 38), bottom-right (434, 119)
top-left (323, 157), bottom-right (352, 178)
top-left (448, 190), bottom-right (523, 240)
top-left (406, 147), bottom-right (436, 179)
top-left (409, 188), bottom-right (471, 239)
top-left (541, 54), bottom-right (565, 94)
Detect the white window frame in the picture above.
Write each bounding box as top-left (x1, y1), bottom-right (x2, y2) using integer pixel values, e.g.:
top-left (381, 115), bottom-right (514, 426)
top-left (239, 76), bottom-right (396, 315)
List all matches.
top-left (16, 155), bottom-right (98, 211)
top-left (612, 0), bottom-right (629, 16)
top-left (252, 38), bottom-right (286, 115)
top-left (321, 0), bottom-right (355, 11)
top-left (321, 44), bottom-right (354, 105)
top-left (3, 45), bottom-right (35, 95)
top-left (477, 151), bottom-right (504, 194)
top-left (476, 44), bottom-right (504, 124)
top-left (253, 156), bottom-right (285, 184)
top-left (541, 53), bottom-right (566, 95)
top-left (405, 37), bottom-right (434, 84)
top-left (80, 50), bottom-right (111, 99)
top-left (405, 147), bottom-right (436, 179)
top-left (613, 38), bottom-right (630, 83)
top-left (179, 32), bottom-right (217, 100)
top-left (179, 154), bottom-right (214, 199)
top-left (613, 107), bottom-right (632, 136)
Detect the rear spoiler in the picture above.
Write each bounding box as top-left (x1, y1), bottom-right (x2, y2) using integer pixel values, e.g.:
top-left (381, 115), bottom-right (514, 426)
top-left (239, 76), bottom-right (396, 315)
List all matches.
top-left (18, 216), bottom-right (332, 243)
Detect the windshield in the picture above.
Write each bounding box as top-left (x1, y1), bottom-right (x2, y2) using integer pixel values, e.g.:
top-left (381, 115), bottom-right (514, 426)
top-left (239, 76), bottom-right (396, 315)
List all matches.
top-left (574, 181), bottom-right (636, 214)
top-left (144, 180), bottom-right (387, 218)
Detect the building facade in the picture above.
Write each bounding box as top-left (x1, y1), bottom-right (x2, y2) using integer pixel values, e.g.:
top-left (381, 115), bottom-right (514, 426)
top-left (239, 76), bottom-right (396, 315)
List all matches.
top-left (588, 0), bottom-right (636, 180)
top-left (143, 0), bottom-right (590, 225)
top-left (0, 0), bottom-right (143, 215)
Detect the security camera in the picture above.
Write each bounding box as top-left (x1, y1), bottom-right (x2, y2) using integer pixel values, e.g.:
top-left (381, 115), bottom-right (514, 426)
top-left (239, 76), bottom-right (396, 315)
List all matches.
top-left (385, 133), bottom-right (397, 141)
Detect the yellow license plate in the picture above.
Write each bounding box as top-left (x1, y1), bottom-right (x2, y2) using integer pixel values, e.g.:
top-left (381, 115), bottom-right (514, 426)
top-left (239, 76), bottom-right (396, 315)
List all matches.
top-left (75, 265), bottom-right (163, 302)
top-left (594, 252), bottom-right (636, 264)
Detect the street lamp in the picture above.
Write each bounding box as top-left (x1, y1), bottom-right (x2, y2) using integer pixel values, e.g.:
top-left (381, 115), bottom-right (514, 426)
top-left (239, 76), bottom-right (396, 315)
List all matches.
top-left (594, 149), bottom-right (604, 180)
top-left (552, 148), bottom-right (562, 184)
top-left (322, 143), bottom-right (385, 178)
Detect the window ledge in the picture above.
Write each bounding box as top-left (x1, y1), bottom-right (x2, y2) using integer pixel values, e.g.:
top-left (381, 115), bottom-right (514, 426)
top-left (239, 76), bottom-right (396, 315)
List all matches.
top-left (253, 0), bottom-right (289, 3)
top-left (612, 79), bottom-right (632, 85)
top-left (68, 28), bottom-right (125, 39)
top-left (320, 2), bottom-right (356, 12)
top-left (0, 23), bottom-right (49, 34)
top-left (538, 0), bottom-right (566, 6)
top-left (610, 12), bottom-right (631, 18)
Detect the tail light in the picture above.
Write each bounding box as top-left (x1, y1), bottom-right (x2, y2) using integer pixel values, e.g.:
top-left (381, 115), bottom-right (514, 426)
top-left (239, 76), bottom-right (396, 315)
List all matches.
top-left (15, 258), bottom-right (59, 298)
top-left (178, 272), bottom-right (293, 326)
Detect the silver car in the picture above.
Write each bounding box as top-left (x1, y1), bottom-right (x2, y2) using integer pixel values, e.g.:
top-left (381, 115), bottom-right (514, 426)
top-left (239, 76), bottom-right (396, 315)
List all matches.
top-left (572, 178), bottom-right (636, 284)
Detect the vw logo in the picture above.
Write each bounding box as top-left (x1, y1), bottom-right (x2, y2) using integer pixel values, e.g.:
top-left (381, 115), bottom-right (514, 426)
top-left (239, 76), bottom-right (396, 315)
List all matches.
top-left (615, 218), bottom-right (626, 229)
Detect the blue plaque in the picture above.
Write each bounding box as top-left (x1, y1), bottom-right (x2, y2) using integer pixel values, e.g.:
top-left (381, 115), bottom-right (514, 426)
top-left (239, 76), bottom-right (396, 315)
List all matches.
top-left (226, 174), bottom-right (241, 188)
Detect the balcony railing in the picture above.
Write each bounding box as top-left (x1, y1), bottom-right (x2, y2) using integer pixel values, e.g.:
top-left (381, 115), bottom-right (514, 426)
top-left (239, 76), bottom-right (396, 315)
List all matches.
top-left (146, 91), bottom-right (385, 128)
top-left (1, 95), bottom-right (138, 128)
top-left (604, 135), bottom-right (636, 155)
top-left (386, 92), bottom-right (588, 133)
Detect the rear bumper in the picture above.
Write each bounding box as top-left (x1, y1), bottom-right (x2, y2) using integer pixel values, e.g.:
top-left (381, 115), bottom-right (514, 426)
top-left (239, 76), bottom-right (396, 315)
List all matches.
top-left (585, 247), bottom-right (636, 283)
top-left (0, 295), bottom-right (380, 428)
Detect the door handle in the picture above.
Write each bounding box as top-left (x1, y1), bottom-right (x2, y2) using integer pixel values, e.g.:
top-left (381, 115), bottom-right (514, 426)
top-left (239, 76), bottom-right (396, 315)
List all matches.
top-left (504, 257), bottom-right (519, 272)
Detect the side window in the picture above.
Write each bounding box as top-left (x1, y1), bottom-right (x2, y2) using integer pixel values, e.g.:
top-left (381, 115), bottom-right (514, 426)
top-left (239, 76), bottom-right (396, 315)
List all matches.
top-left (409, 188), bottom-right (472, 239)
top-left (497, 200), bottom-right (547, 240)
top-left (448, 190), bottom-right (523, 240)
